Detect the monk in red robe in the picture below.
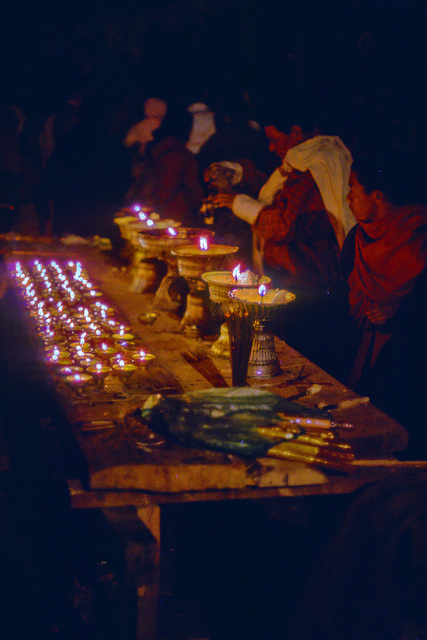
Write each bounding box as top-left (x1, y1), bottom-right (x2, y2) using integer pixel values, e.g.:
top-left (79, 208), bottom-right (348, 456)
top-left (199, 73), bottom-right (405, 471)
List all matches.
top-left (345, 155), bottom-right (427, 390)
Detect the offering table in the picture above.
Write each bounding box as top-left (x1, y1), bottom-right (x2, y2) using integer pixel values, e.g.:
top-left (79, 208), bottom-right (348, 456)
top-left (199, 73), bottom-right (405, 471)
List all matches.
top-left (1, 241), bottom-right (410, 640)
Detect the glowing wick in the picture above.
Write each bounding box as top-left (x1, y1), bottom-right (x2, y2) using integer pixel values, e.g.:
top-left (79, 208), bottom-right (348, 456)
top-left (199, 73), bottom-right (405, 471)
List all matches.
top-left (258, 284), bottom-right (267, 302)
top-left (232, 264), bottom-right (241, 283)
top-left (199, 236), bottom-right (209, 251)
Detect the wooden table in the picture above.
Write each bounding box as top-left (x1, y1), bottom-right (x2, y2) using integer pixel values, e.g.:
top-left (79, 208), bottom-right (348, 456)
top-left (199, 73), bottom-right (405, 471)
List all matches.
top-left (3, 242), bottom-right (410, 639)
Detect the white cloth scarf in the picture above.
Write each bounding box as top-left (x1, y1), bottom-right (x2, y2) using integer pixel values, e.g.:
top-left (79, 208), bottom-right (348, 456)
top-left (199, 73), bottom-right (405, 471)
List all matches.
top-left (233, 135), bottom-right (356, 248)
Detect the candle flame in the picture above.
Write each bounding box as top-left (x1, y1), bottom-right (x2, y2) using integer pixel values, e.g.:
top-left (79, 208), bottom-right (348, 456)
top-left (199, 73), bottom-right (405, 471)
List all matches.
top-left (96, 364), bottom-right (102, 371)
top-left (138, 211), bottom-right (147, 221)
top-left (139, 350), bottom-right (146, 358)
top-left (119, 359), bottom-right (125, 367)
top-left (146, 218), bottom-right (154, 227)
top-left (232, 264), bottom-right (241, 282)
top-left (167, 227), bottom-right (177, 236)
top-left (258, 284), bottom-right (267, 298)
top-left (199, 236), bottom-right (209, 251)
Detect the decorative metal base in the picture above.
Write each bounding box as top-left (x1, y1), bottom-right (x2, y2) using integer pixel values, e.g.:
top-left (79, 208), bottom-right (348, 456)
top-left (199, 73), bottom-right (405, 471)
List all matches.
top-left (247, 320), bottom-right (282, 378)
top-left (152, 274), bottom-right (189, 312)
top-left (210, 322), bottom-right (230, 358)
top-left (179, 286), bottom-right (212, 338)
top-left (129, 259), bottom-right (164, 293)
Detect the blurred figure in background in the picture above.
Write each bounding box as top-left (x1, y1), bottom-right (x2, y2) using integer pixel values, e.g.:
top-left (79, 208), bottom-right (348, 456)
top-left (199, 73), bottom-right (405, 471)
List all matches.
top-left (186, 90), bottom-right (216, 155)
top-left (197, 89), bottom-right (271, 174)
top-left (123, 97), bottom-right (168, 156)
top-left (0, 103), bottom-right (25, 232)
top-left (124, 104), bottom-right (204, 226)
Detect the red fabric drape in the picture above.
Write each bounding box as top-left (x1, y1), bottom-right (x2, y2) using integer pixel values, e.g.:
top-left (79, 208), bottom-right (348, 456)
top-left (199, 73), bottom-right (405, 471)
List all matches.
top-left (348, 205), bottom-right (427, 324)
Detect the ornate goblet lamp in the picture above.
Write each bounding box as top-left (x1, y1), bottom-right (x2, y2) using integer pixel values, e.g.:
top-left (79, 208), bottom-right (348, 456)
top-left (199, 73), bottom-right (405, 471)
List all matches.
top-left (117, 212), bottom-right (182, 293)
top-left (137, 227), bottom-right (214, 312)
top-left (229, 286), bottom-right (296, 378)
top-left (202, 266), bottom-right (270, 358)
top-left (172, 237), bottom-right (239, 338)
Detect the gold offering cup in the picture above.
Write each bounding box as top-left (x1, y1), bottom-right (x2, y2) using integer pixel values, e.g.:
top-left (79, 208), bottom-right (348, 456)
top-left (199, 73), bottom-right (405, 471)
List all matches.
top-left (229, 288), bottom-right (296, 378)
top-left (58, 366), bottom-right (83, 377)
top-left (138, 228), bottom-right (214, 312)
top-left (87, 363), bottom-right (111, 386)
top-left (132, 351), bottom-right (156, 368)
top-left (202, 271), bottom-right (271, 358)
top-left (127, 218), bottom-right (182, 293)
top-left (95, 345), bottom-right (118, 361)
top-left (112, 332), bottom-right (134, 342)
top-left (112, 361), bottom-right (137, 381)
top-left (172, 243), bottom-right (239, 338)
top-left (138, 312), bottom-right (158, 325)
top-left (65, 372), bottom-right (92, 393)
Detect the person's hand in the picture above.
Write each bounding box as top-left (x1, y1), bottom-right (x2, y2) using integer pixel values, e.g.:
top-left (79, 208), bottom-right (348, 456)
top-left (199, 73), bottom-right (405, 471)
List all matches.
top-left (366, 304), bottom-right (393, 325)
top-left (210, 193), bottom-right (236, 209)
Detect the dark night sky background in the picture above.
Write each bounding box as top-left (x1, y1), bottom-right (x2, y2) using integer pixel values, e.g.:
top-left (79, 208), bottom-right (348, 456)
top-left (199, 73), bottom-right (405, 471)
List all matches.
top-left (2, 0), bottom-right (425, 112)
top-left (1, 0), bottom-right (426, 196)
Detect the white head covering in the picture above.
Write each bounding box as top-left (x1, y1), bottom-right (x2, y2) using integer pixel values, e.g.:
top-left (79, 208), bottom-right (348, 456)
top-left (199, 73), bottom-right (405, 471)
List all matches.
top-left (186, 102), bottom-right (216, 154)
top-left (283, 135), bottom-right (356, 247)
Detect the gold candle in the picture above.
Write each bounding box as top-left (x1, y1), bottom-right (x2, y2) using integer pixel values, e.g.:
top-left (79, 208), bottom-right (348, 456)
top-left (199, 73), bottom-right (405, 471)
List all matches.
top-left (64, 372), bottom-right (92, 391)
top-left (112, 359), bottom-right (137, 380)
top-left (87, 363), bottom-right (111, 386)
top-left (132, 350), bottom-right (156, 368)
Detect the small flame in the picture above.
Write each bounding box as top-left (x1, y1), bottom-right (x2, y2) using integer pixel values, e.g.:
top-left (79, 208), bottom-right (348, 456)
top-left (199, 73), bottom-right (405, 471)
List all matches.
top-left (96, 364), bottom-right (102, 371)
top-left (133, 204), bottom-right (141, 213)
top-left (138, 211), bottom-right (147, 221)
top-left (146, 218), bottom-right (154, 227)
top-left (232, 264), bottom-right (241, 283)
top-left (74, 374), bottom-right (81, 381)
top-left (258, 284), bottom-right (267, 299)
top-left (167, 227), bottom-right (177, 237)
top-left (101, 343), bottom-right (108, 350)
top-left (119, 359), bottom-right (125, 367)
top-left (139, 350), bottom-right (146, 358)
top-left (199, 236), bottom-right (209, 251)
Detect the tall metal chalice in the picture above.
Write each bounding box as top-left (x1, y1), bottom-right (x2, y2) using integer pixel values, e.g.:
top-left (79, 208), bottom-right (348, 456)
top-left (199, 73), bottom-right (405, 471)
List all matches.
top-left (172, 237), bottom-right (239, 338)
top-left (202, 268), bottom-right (270, 358)
top-left (229, 286), bottom-right (296, 378)
top-left (138, 227), bottom-right (214, 312)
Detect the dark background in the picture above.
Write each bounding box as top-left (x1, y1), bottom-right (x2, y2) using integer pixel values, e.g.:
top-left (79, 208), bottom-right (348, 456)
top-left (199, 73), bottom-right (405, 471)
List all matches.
top-left (1, 0), bottom-right (426, 204)
top-left (2, 0), bottom-right (426, 122)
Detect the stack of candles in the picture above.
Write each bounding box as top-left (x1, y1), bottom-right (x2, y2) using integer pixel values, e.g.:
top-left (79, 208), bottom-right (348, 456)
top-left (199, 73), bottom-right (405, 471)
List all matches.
top-left (226, 301), bottom-right (254, 387)
top-left (12, 259), bottom-right (156, 391)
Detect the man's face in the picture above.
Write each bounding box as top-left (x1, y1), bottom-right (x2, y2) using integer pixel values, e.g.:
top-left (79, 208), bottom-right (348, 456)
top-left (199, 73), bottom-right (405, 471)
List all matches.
top-left (347, 170), bottom-right (378, 223)
top-left (264, 125), bottom-right (295, 159)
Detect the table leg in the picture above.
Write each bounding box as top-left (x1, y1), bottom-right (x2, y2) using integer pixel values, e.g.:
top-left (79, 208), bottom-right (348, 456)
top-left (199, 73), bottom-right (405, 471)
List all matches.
top-left (135, 505), bottom-right (161, 640)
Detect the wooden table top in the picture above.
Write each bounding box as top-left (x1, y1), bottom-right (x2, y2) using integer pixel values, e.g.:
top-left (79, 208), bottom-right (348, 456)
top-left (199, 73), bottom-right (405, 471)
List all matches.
top-left (4, 243), bottom-right (409, 508)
